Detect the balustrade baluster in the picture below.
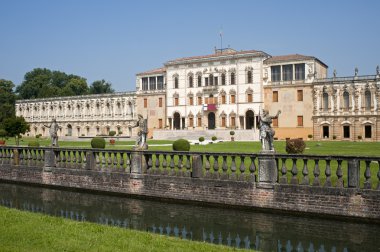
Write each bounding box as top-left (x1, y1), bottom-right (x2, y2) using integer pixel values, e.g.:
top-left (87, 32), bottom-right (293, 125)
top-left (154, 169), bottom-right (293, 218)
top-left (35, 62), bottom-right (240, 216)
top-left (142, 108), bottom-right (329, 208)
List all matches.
top-left (239, 156), bottom-right (246, 181)
top-left (125, 153), bottom-right (131, 173)
top-left (155, 154), bottom-right (161, 175)
top-left (377, 161), bottom-right (380, 190)
top-left (301, 159), bottom-right (309, 185)
top-left (0, 149), bottom-right (3, 165)
top-left (279, 158), bottom-right (287, 184)
top-left (95, 152), bottom-right (100, 170)
top-left (101, 152), bottom-right (107, 170)
top-left (204, 155), bottom-right (211, 178)
top-left (32, 150), bottom-right (37, 166)
top-left (169, 154), bottom-right (176, 176)
top-left (229, 156), bottom-right (237, 180)
top-left (119, 152), bottom-right (124, 170)
top-left (312, 159), bottom-right (320, 186)
top-left (291, 158), bottom-right (298, 185)
top-left (67, 151), bottom-right (73, 168)
top-left (249, 156), bottom-right (256, 182)
top-left (324, 159), bottom-right (332, 187)
top-left (336, 160), bottom-right (343, 188)
top-left (213, 155), bottom-right (220, 179)
top-left (364, 160), bottom-right (372, 189)
top-left (55, 151), bottom-right (61, 168)
top-left (146, 154), bottom-right (153, 174)
top-left (185, 155), bottom-right (191, 177)
top-left (72, 151), bottom-right (78, 169)
top-left (162, 154), bottom-right (168, 175)
top-left (107, 152), bottom-right (113, 169)
top-left (221, 156), bottom-right (228, 180)
top-left (10, 150), bottom-right (15, 166)
top-left (177, 155), bottom-right (184, 176)
top-left (19, 149), bottom-right (24, 165)
top-left (113, 153), bottom-right (118, 169)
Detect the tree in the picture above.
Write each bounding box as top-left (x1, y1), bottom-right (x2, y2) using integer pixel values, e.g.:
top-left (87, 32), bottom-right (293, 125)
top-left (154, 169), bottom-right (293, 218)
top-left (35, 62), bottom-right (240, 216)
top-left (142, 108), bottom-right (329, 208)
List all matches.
top-left (89, 80), bottom-right (114, 94)
top-left (0, 79), bottom-right (16, 125)
top-left (3, 116), bottom-right (30, 146)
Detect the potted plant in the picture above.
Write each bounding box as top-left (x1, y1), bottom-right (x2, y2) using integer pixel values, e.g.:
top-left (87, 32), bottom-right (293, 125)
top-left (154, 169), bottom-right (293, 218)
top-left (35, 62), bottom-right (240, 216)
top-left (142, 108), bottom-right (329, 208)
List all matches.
top-left (109, 139), bottom-right (116, 145)
top-left (230, 130), bottom-right (235, 141)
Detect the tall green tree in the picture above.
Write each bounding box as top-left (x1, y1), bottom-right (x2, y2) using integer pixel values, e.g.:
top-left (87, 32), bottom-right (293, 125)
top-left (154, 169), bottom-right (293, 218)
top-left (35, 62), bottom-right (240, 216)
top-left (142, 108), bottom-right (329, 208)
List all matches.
top-left (89, 80), bottom-right (115, 94)
top-left (0, 79), bottom-right (16, 125)
top-left (3, 116), bottom-right (30, 146)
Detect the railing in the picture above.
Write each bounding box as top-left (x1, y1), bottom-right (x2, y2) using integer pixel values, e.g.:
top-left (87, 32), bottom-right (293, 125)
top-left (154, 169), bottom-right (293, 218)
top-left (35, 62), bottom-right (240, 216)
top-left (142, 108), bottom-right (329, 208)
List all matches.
top-left (0, 146), bottom-right (379, 190)
top-left (314, 75), bottom-right (378, 83)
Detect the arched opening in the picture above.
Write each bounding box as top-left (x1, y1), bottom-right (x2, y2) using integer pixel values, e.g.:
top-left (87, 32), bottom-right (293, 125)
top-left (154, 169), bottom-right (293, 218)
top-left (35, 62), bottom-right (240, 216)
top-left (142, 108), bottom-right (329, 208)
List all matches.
top-left (208, 112), bottom-right (215, 130)
top-left (67, 124), bottom-right (72, 136)
top-left (245, 110), bottom-right (255, 129)
top-left (173, 112), bottom-right (181, 130)
top-left (322, 125), bottom-right (329, 139)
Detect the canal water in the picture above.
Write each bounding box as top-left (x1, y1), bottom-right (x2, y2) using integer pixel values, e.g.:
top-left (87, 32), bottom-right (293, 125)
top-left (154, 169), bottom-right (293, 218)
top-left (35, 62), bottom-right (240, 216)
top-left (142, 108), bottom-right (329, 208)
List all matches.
top-left (0, 182), bottom-right (378, 252)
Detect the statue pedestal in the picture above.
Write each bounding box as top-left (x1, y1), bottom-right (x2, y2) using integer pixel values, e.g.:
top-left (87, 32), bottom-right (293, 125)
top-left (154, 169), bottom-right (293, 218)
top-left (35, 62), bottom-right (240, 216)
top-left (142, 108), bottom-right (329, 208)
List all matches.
top-left (44, 150), bottom-right (56, 172)
top-left (258, 150), bottom-right (277, 188)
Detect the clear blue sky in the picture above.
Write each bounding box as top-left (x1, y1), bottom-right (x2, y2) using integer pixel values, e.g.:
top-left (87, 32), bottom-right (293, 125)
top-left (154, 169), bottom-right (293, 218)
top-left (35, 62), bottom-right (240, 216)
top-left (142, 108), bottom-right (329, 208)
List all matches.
top-left (1, 0), bottom-right (379, 92)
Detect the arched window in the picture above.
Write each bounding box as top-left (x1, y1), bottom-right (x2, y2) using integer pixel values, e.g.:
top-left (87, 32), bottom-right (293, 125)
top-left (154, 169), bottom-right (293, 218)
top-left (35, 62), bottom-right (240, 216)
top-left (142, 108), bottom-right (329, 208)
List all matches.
top-left (247, 70), bottom-right (252, 83)
top-left (230, 72), bottom-right (235, 85)
top-left (365, 90), bottom-right (371, 111)
top-left (188, 75), bottom-right (193, 88)
top-left (323, 92), bottom-right (329, 111)
top-left (343, 91), bottom-right (349, 110)
top-left (174, 76), bottom-right (179, 89)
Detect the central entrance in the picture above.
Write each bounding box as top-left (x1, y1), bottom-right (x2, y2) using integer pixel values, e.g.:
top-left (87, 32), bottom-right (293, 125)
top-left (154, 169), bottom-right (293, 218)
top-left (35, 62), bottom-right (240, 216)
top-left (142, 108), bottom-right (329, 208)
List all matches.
top-left (208, 112), bottom-right (215, 129)
top-left (173, 112), bottom-right (181, 130)
top-left (245, 110), bottom-right (254, 129)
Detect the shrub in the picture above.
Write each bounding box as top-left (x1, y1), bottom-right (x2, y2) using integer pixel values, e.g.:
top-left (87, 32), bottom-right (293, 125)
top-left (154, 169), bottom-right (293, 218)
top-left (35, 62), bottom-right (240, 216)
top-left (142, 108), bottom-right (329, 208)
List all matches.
top-left (28, 141), bottom-right (40, 147)
top-left (172, 139), bottom-right (190, 151)
top-left (0, 129), bottom-right (7, 139)
top-left (230, 131), bottom-right (235, 136)
top-left (285, 139), bottom-right (306, 154)
top-left (211, 136), bottom-right (217, 141)
top-left (109, 131), bottom-right (116, 136)
top-left (358, 135), bottom-right (362, 140)
top-left (81, 134), bottom-right (85, 137)
top-left (198, 136), bottom-right (205, 143)
top-left (91, 137), bottom-right (106, 149)
top-left (118, 131), bottom-right (123, 135)
top-left (332, 135), bottom-right (337, 140)
top-left (307, 134), bottom-right (313, 139)
top-left (36, 134), bottom-right (40, 139)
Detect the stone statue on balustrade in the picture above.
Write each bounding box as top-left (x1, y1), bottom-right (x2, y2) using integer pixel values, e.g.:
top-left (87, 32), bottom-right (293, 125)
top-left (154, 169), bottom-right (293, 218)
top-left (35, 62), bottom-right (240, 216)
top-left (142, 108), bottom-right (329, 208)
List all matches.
top-left (43, 118), bottom-right (59, 147)
top-left (259, 109), bottom-right (281, 152)
top-left (128, 114), bottom-right (148, 150)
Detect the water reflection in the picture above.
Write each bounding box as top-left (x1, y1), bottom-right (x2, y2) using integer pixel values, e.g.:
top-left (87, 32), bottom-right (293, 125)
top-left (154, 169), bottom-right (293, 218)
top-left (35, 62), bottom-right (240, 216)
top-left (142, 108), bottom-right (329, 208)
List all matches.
top-left (0, 182), bottom-right (378, 251)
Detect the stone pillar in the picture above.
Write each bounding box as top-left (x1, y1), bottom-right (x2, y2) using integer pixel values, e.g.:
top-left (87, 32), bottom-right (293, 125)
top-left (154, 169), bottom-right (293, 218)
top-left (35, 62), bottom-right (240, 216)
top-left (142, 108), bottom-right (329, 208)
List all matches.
top-left (191, 155), bottom-right (203, 178)
top-left (348, 159), bottom-right (360, 188)
top-left (85, 151), bottom-right (96, 170)
top-left (44, 149), bottom-right (56, 172)
top-left (131, 152), bottom-right (143, 178)
top-left (258, 151), bottom-right (277, 188)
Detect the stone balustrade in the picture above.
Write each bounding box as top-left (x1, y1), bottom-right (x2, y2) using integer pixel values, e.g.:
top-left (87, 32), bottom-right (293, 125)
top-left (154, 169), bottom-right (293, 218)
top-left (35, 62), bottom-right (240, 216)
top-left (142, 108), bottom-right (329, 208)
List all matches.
top-left (1, 146), bottom-right (379, 190)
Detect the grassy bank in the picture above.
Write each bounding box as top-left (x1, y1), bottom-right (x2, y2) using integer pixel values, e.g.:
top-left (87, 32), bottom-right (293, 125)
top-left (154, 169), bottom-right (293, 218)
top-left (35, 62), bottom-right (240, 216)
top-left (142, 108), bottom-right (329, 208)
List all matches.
top-left (0, 206), bottom-right (247, 252)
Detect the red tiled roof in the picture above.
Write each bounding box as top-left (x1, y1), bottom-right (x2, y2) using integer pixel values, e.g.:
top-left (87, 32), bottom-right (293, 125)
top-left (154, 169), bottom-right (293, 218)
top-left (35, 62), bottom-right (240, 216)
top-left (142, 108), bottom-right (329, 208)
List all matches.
top-left (136, 67), bottom-right (166, 76)
top-left (264, 54), bottom-right (328, 67)
top-left (166, 50), bottom-right (268, 65)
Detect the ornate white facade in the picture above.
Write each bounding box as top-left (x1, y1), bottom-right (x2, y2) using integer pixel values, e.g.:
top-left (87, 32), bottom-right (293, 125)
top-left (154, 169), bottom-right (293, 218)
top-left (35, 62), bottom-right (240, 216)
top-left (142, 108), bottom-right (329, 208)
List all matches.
top-left (16, 92), bottom-right (137, 137)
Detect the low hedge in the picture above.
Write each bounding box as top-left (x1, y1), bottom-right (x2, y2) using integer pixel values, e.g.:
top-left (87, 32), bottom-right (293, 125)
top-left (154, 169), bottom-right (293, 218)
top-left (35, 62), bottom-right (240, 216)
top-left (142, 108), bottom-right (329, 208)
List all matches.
top-left (28, 141), bottom-right (40, 147)
top-left (91, 137), bottom-right (106, 149)
top-left (172, 139), bottom-right (190, 151)
top-left (285, 138), bottom-right (306, 154)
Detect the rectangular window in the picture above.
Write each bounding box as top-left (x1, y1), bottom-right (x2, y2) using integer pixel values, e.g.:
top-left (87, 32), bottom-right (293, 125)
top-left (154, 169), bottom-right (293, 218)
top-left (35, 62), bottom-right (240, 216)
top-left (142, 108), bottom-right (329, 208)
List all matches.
top-left (205, 77), bottom-right (209, 86)
top-left (157, 76), bottom-right (164, 90)
top-left (149, 77), bottom-right (156, 90)
top-left (158, 119), bottom-right (163, 129)
top-left (142, 77), bottom-right (148, 90)
top-left (197, 75), bottom-right (202, 87)
top-left (282, 64), bottom-right (293, 81)
top-left (273, 91), bottom-right (278, 102)
top-left (230, 73), bottom-right (235, 85)
top-left (273, 118), bottom-right (278, 127)
top-left (189, 117), bottom-right (194, 127)
top-left (221, 117), bottom-right (226, 127)
top-left (144, 98), bottom-right (147, 108)
top-left (297, 90), bottom-right (303, 101)
top-left (174, 98), bottom-right (179, 106)
top-left (297, 116), bottom-right (303, 127)
top-left (221, 95), bottom-right (226, 104)
top-left (214, 76), bottom-right (218, 86)
top-left (271, 66), bottom-right (281, 82)
top-left (231, 117), bottom-right (236, 127)
top-left (295, 64), bottom-right (305, 80)
top-left (158, 97), bottom-right (163, 107)
top-left (197, 96), bottom-right (202, 105)
top-left (189, 97), bottom-right (193, 105)
top-left (197, 117), bottom-right (202, 127)
top-left (221, 74), bottom-right (226, 85)
top-left (230, 95), bottom-right (236, 104)
top-left (247, 93), bottom-right (253, 103)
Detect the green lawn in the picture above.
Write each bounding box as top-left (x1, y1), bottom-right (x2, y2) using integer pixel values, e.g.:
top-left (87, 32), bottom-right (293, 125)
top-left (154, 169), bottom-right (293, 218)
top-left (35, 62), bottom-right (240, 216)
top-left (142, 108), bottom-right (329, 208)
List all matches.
top-left (0, 206), bottom-right (248, 252)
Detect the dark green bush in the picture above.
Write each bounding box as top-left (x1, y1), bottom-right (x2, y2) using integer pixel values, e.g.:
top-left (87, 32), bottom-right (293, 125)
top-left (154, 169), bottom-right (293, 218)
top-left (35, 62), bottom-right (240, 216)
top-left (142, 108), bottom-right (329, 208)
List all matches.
top-left (230, 131), bottom-right (235, 136)
top-left (35, 134), bottom-right (40, 139)
top-left (307, 134), bottom-right (313, 139)
top-left (198, 136), bottom-right (205, 142)
top-left (172, 139), bottom-right (190, 151)
top-left (91, 137), bottom-right (106, 149)
top-left (109, 131), bottom-right (116, 136)
top-left (211, 136), bottom-right (217, 141)
top-left (285, 139), bottom-right (306, 154)
top-left (28, 141), bottom-right (40, 147)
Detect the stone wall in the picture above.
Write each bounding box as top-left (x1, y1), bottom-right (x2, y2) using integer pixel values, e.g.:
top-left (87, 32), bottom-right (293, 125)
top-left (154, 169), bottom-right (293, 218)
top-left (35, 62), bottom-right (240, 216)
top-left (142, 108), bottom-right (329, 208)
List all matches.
top-left (0, 163), bottom-right (379, 222)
